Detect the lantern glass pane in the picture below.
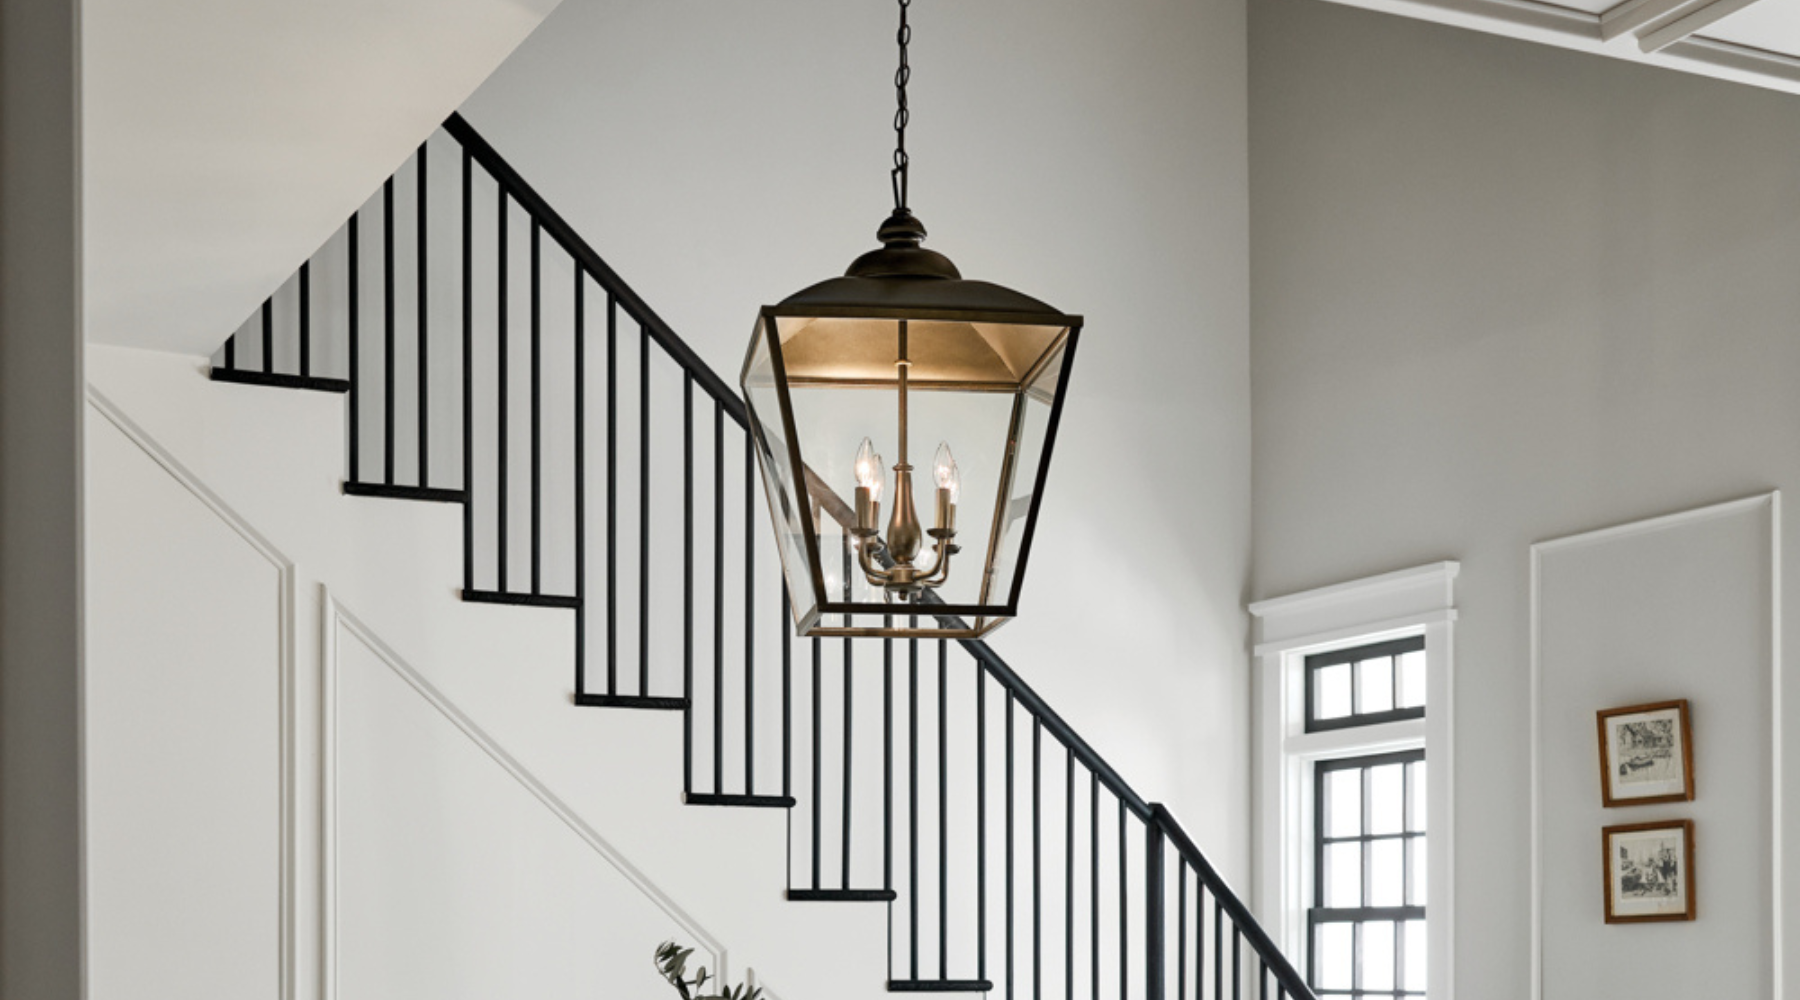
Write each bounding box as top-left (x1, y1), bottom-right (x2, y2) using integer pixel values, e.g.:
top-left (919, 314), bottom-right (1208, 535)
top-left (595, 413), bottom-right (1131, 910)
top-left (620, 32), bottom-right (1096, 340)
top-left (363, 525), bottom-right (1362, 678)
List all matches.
top-left (742, 315), bottom-right (822, 628)
top-left (983, 336), bottom-right (1069, 608)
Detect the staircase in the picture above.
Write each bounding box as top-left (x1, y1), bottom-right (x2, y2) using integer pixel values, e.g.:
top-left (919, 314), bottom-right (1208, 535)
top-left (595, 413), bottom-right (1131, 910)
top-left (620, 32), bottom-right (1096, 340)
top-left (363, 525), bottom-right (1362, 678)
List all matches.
top-left (207, 112), bottom-right (1315, 1000)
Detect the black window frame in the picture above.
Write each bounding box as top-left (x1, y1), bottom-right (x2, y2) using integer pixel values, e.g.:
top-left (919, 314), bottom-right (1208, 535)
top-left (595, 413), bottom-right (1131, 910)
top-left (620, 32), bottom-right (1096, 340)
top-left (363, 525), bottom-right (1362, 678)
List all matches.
top-left (1304, 635), bottom-right (1427, 733)
top-left (1308, 747), bottom-right (1427, 1000)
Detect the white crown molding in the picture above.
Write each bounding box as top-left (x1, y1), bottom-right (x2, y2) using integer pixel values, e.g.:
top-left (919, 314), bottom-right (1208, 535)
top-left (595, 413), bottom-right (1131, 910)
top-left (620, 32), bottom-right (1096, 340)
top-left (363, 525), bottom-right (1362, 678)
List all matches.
top-left (87, 385), bottom-right (301, 1000)
top-left (1528, 491), bottom-right (1781, 1000)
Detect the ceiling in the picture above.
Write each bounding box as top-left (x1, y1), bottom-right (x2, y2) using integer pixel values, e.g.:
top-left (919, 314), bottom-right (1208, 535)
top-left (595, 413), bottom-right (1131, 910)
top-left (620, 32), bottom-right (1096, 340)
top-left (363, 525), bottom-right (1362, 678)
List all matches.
top-left (83, 0), bottom-right (562, 356)
top-left (1328, 0), bottom-right (1800, 95)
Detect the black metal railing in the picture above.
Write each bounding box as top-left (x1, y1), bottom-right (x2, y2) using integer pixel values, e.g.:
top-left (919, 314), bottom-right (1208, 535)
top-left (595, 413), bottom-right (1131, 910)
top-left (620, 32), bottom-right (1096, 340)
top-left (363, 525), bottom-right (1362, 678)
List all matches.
top-left (210, 111), bottom-right (1316, 1000)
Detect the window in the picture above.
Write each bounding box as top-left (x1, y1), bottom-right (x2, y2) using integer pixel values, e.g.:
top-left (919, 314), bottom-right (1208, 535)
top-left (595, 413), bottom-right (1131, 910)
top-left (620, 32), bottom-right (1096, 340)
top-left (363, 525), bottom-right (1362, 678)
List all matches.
top-left (1250, 562), bottom-right (1455, 1000)
top-left (1309, 749), bottom-right (1427, 999)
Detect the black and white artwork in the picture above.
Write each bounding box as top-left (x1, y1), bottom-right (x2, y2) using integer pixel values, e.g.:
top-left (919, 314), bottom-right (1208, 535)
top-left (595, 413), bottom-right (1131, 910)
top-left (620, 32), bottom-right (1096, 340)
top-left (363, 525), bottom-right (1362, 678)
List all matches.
top-left (1604, 820), bottom-right (1695, 923)
top-left (1597, 700), bottom-right (1694, 807)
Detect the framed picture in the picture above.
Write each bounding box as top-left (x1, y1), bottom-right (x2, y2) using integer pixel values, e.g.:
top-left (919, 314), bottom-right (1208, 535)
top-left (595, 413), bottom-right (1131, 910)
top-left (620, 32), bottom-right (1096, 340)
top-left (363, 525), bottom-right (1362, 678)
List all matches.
top-left (1596, 699), bottom-right (1694, 807)
top-left (1603, 819), bottom-right (1696, 923)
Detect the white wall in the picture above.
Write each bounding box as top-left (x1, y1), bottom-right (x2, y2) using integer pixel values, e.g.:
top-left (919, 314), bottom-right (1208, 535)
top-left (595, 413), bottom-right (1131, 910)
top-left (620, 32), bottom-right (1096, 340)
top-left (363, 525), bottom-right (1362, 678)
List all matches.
top-left (456, 0), bottom-right (1255, 877)
top-left (1249, 1), bottom-right (1800, 995)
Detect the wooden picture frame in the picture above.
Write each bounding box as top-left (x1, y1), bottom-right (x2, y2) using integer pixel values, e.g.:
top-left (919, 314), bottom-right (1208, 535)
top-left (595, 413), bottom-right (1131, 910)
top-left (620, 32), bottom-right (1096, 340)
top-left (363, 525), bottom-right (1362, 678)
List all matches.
top-left (1596, 699), bottom-right (1694, 807)
top-left (1602, 819), bottom-right (1696, 923)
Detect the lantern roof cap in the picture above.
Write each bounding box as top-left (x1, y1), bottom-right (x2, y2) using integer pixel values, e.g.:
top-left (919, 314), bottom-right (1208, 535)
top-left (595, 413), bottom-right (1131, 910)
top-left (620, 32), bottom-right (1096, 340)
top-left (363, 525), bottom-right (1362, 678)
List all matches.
top-left (773, 210), bottom-right (1079, 325)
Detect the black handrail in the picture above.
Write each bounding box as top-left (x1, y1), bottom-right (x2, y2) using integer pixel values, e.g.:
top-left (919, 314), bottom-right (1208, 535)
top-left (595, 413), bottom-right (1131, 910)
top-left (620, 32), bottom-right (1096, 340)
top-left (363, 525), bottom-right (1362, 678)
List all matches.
top-left (440, 113), bottom-right (745, 423)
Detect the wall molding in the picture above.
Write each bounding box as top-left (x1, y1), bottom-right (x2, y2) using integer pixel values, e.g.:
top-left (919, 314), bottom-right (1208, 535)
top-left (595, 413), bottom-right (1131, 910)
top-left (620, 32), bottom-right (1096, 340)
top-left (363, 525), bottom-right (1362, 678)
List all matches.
top-left (320, 590), bottom-right (734, 996)
top-left (86, 385), bottom-right (301, 1000)
top-left (1528, 490), bottom-right (1782, 1000)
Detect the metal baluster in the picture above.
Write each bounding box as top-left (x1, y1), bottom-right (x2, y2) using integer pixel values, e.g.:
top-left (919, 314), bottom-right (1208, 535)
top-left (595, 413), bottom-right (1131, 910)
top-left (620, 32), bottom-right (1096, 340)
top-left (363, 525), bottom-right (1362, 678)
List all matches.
top-left (1032, 717), bottom-right (1042, 1000)
top-left (745, 434), bottom-right (755, 790)
top-left (1120, 801), bottom-right (1128, 1000)
top-left (383, 177), bottom-right (395, 485)
top-left (939, 638), bottom-right (949, 980)
top-left (682, 373), bottom-right (694, 794)
top-left (841, 628), bottom-right (853, 887)
top-left (348, 213), bottom-right (360, 481)
top-left (1006, 690), bottom-right (1015, 1000)
top-left (885, 620), bottom-right (895, 896)
top-left (977, 665), bottom-right (988, 984)
top-left (1214, 899), bottom-right (1223, 1000)
top-left (782, 585), bottom-right (792, 802)
top-left (261, 298), bottom-right (273, 375)
top-left (910, 633), bottom-right (921, 980)
top-left (1092, 773), bottom-right (1100, 1000)
top-left (461, 149), bottom-right (473, 594)
top-left (529, 221), bottom-right (541, 593)
top-left (1067, 748), bottom-right (1075, 1000)
top-left (1232, 927), bottom-right (1241, 1000)
top-left (573, 273), bottom-right (586, 694)
top-left (712, 400), bottom-right (724, 791)
top-left (1148, 820), bottom-right (1165, 1000)
top-left (607, 294), bottom-right (618, 690)
top-left (224, 334), bottom-right (236, 371)
top-left (495, 192), bottom-right (508, 591)
top-left (1178, 860), bottom-right (1187, 1000)
top-left (641, 326), bottom-right (653, 696)
top-left (811, 633), bottom-right (822, 890)
top-left (417, 142), bottom-right (428, 486)
top-left (299, 262), bottom-right (311, 379)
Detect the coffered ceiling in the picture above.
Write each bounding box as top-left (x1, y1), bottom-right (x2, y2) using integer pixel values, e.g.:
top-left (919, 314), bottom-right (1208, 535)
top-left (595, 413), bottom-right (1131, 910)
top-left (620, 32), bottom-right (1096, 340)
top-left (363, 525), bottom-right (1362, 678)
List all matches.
top-left (1330, 0), bottom-right (1800, 95)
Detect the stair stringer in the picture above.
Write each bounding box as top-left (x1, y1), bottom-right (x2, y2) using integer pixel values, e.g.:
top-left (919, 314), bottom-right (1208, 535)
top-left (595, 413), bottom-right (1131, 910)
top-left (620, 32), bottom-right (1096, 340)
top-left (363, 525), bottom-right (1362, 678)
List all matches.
top-left (88, 343), bottom-right (892, 1000)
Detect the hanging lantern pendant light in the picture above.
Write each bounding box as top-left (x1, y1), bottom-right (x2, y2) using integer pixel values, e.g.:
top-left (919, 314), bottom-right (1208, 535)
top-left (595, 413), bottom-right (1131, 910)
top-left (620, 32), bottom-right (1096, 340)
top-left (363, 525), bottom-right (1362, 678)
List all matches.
top-left (741, 0), bottom-right (1084, 641)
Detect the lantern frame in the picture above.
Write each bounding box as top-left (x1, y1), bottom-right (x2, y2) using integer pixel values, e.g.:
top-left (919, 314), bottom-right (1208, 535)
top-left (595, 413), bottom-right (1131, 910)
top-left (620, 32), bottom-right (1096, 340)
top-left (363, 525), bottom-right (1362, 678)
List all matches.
top-left (742, 271), bottom-right (1083, 640)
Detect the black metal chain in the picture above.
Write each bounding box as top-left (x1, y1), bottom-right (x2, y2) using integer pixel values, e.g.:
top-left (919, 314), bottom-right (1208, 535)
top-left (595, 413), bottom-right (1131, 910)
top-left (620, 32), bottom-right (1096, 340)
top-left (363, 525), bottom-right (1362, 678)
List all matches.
top-left (891, 0), bottom-right (911, 213)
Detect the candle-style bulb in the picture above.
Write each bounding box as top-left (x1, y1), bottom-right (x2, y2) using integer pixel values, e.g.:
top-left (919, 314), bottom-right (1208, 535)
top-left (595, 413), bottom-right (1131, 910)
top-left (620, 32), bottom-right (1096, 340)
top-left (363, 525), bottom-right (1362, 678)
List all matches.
top-left (855, 437), bottom-right (883, 501)
top-left (933, 442), bottom-right (960, 503)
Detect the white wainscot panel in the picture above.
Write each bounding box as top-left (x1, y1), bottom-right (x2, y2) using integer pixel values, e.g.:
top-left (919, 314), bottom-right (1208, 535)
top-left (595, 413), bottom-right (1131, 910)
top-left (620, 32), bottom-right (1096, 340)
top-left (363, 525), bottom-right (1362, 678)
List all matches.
top-left (332, 618), bottom-right (709, 1000)
top-left (86, 412), bottom-right (287, 1000)
top-left (1533, 494), bottom-right (1779, 1000)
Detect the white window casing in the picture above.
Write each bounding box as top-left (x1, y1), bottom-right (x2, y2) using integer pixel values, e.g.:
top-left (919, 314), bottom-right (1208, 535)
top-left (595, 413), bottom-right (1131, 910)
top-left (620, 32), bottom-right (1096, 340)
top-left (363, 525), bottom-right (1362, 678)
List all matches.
top-left (1250, 561), bottom-right (1458, 1000)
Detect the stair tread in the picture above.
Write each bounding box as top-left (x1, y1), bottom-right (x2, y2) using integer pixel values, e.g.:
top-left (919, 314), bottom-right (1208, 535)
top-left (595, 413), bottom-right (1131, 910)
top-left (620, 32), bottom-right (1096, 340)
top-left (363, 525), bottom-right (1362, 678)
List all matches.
top-left (210, 368), bottom-right (351, 393)
top-left (575, 693), bottom-right (687, 711)
top-left (786, 888), bottom-right (897, 903)
top-left (343, 481), bottom-right (466, 504)
top-left (682, 792), bottom-right (796, 809)
top-left (461, 589), bottom-right (581, 610)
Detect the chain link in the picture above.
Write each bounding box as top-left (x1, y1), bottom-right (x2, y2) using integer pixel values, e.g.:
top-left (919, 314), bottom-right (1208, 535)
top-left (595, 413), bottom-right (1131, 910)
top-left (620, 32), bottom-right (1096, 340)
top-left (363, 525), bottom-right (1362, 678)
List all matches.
top-left (891, 0), bottom-right (912, 213)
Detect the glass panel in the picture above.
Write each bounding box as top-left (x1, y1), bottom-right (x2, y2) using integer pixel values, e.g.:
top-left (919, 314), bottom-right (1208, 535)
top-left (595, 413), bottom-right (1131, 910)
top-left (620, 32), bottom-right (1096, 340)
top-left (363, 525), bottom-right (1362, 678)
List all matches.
top-left (1369, 764), bottom-right (1404, 835)
top-left (1326, 842), bottom-right (1361, 907)
top-left (1397, 649), bottom-right (1427, 708)
top-left (1359, 656), bottom-right (1395, 713)
top-left (1370, 839), bottom-right (1405, 907)
top-left (1409, 761), bottom-right (1427, 832)
top-left (742, 316), bottom-right (821, 628)
top-left (1410, 834), bottom-right (1428, 906)
top-left (1362, 921), bottom-right (1396, 992)
top-left (987, 335), bottom-right (1070, 608)
top-left (1316, 922), bottom-right (1353, 990)
top-left (1404, 920), bottom-right (1427, 991)
top-left (1326, 768), bottom-right (1361, 838)
top-left (1316, 663), bottom-right (1352, 720)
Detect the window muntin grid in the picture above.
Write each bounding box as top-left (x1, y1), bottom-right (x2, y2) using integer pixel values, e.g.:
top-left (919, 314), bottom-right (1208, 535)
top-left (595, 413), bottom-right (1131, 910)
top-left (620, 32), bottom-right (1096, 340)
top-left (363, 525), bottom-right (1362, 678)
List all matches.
top-left (1305, 636), bottom-right (1427, 733)
top-left (1309, 749), bottom-right (1427, 1000)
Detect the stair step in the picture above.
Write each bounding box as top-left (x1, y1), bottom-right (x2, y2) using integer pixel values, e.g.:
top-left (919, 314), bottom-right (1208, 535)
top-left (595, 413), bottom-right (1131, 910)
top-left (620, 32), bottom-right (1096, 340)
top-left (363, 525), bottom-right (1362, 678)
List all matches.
top-left (210, 368), bottom-right (352, 393)
top-left (682, 792), bottom-right (796, 809)
top-left (343, 482), bottom-right (466, 504)
top-left (460, 589), bottom-right (581, 610)
top-left (786, 888), bottom-right (898, 903)
top-left (887, 982), bottom-right (993, 994)
top-left (575, 693), bottom-right (687, 711)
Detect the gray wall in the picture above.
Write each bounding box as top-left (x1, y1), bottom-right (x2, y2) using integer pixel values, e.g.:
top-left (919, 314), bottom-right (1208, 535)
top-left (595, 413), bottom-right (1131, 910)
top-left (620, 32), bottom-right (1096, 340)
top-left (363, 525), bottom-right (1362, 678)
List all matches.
top-left (0, 1), bottom-right (85, 998)
top-left (1250, 0), bottom-right (1800, 995)
top-left (458, 0), bottom-right (1255, 874)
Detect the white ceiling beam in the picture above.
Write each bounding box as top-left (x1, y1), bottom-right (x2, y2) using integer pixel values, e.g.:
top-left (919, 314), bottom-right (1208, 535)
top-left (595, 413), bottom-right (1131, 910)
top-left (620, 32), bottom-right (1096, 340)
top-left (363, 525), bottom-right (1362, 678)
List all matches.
top-left (1601, 0), bottom-right (1701, 41)
top-left (1637, 0), bottom-right (1768, 51)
